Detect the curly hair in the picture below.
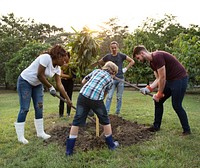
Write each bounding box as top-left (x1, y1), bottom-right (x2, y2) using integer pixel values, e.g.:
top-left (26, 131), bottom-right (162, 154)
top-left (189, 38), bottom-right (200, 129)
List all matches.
top-left (45, 44), bottom-right (68, 60)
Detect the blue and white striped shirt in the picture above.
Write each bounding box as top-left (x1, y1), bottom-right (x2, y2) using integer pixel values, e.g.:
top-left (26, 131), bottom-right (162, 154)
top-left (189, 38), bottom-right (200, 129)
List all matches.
top-left (80, 69), bottom-right (113, 100)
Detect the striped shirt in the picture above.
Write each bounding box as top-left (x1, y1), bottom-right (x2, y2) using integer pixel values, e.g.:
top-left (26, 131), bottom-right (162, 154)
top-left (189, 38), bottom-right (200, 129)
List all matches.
top-left (80, 69), bottom-right (113, 100)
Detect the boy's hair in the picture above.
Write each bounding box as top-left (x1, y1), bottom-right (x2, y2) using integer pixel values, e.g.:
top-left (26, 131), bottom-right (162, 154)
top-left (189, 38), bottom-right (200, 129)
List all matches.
top-left (102, 61), bottom-right (118, 75)
top-left (132, 45), bottom-right (147, 58)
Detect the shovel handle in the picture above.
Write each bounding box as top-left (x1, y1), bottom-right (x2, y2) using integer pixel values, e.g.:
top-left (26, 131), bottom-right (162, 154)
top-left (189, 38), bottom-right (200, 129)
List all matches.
top-left (114, 76), bottom-right (153, 97)
top-left (55, 93), bottom-right (96, 123)
top-left (55, 94), bottom-right (76, 109)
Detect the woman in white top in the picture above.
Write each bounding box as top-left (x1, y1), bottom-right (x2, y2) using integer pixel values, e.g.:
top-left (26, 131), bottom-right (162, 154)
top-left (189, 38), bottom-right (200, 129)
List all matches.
top-left (14, 44), bottom-right (72, 144)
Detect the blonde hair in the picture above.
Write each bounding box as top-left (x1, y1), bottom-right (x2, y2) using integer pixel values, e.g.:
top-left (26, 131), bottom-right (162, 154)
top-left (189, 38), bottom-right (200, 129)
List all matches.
top-left (102, 61), bottom-right (118, 75)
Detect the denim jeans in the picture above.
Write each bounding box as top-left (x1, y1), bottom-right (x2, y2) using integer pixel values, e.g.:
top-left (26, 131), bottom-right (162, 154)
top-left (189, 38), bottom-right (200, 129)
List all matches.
top-left (105, 79), bottom-right (124, 114)
top-left (153, 76), bottom-right (190, 132)
top-left (72, 94), bottom-right (110, 126)
top-left (17, 76), bottom-right (44, 122)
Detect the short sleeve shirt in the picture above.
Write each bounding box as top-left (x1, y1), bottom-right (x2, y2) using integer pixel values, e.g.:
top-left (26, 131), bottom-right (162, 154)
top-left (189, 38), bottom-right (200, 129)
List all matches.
top-left (80, 69), bottom-right (113, 100)
top-left (150, 51), bottom-right (187, 80)
top-left (21, 54), bottom-right (61, 86)
top-left (102, 53), bottom-right (127, 79)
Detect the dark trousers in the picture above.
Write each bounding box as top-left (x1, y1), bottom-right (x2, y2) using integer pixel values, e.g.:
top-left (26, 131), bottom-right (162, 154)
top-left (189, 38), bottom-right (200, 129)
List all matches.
top-left (72, 94), bottom-right (110, 126)
top-left (153, 76), bottom-right (190, 132)
top-left (59, 79), bottom-right (74, 116)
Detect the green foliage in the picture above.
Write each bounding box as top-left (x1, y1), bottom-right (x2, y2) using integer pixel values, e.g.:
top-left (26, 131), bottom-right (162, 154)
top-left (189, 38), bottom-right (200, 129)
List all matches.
top-left (0, 13), bottom-right (66, 88)
top-left (5, 42), bottom-right (51, 87)
top-left (172, 31), bottom-right (200, 86)
top-left (67, 26), bottom-right (102, 78)
top-left (122, 14), bottom-right (200, 86)
top-left (1, 13), bottom-right (200, 88)
top-left (98, 17), bottom-right (129, 57)
top-left (123, 29), bottom-right (155, 83)
top-left (139, 14), bottom-right (186, 51)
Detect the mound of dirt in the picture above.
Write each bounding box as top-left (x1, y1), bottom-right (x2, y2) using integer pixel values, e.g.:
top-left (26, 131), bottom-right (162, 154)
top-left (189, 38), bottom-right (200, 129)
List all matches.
top-left (46, 115), bottom-right (154, 151)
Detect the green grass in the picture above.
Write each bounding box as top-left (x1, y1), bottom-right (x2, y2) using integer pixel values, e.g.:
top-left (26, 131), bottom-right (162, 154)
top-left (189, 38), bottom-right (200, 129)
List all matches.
top-left (0, 89), bottom-right (200, 168)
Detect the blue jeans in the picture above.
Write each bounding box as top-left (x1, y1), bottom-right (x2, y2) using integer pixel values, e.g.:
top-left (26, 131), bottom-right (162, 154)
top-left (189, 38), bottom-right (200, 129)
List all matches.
top-left (105, 79), bottom-right (124, 114)
top-left (72, 94), bottom-right (110, 126)
top-left (17, 76), bottom-right (44, 122)
top-left (153, 76), bottom-right (190, 132)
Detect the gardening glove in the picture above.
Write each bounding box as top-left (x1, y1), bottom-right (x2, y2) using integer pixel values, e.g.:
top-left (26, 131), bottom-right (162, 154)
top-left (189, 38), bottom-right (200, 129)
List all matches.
top-left (122, 67), bottom-right (127, 73)
top-left (140, 87), bottom-right (150, 94)
top-left (49, 86), bottom-right (56, 97)
top-left (140, 85), bottom-right (153, 95)
top-left (153, 91), bottom-right (164, 102)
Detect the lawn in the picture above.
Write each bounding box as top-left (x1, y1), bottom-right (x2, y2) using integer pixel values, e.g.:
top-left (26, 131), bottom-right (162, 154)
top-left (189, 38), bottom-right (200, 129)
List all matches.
top-left (0, 89), bottom-right (200, 168)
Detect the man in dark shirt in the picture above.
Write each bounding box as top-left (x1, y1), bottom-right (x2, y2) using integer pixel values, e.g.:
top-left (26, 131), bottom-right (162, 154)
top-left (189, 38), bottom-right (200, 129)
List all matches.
top-left (132, 45), bottom-right (191, 135)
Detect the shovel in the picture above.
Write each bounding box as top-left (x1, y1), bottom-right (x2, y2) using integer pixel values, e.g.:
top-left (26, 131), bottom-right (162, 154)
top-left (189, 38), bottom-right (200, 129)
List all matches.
top-left (114, 76), bottom-right (153, 97)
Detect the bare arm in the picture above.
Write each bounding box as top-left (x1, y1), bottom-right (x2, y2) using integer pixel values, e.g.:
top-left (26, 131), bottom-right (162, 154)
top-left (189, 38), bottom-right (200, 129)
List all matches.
top-left (156, 66), bottom-right (166, 93)
top-left (90, 58), bottom-right (105, 68)
top-left (151, 66), bottom-right (166, 102)
top-left (97, 59), bottom-right (105, 67)
top-left (149, 71), bottom-right (159, 90)
top-left (149, 66), bottom-right (166, 92)
top-left (60, 70), bottom-right (71, 79)
top-left (125, 56), bottom-right (135, 69)
top-left (55, 74), bottom-right (72, 104)
top-left (37, 64), bottom-right (52, 89)
top-left (82, 78), bottom-right (87, 85)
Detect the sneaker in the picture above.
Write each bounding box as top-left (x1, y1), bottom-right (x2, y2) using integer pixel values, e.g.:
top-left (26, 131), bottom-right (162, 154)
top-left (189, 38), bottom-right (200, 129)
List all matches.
top-left (146, 126), bottom-right (160, 132)
top-left (182, 130), bottom-right (191, 136)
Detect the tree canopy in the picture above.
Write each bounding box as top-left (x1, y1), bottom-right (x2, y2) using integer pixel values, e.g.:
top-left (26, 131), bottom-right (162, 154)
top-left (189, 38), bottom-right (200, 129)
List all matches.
top-left (1, 13), bottom-right (199, 89)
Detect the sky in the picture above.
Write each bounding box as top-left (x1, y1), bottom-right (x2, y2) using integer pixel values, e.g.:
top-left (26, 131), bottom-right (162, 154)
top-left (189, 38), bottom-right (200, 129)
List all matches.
top-left (0, 0), bottom-right (199, 32)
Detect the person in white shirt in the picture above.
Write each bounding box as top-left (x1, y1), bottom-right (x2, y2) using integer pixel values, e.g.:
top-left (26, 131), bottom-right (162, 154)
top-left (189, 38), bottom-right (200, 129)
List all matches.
top-left (14, 44), bottom-right (72, 144)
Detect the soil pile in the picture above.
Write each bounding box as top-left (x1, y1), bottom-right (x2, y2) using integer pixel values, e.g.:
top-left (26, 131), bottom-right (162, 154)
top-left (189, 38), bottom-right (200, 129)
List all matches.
top-left (46, 115), bottom-right (154, 151)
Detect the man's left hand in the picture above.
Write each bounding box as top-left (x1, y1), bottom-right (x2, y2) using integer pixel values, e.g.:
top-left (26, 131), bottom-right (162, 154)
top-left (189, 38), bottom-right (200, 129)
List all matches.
top-left (153, 91), bottom-right (164, 102)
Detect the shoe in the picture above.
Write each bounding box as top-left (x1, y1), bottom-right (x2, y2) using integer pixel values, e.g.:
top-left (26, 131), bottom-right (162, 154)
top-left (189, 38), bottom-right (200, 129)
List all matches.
top-left (146, 126), bottom-right (160, 132)
top-left (105, 135), bottom-right (119, 150)
top-left (182, 130), bottom-right (191, 136)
